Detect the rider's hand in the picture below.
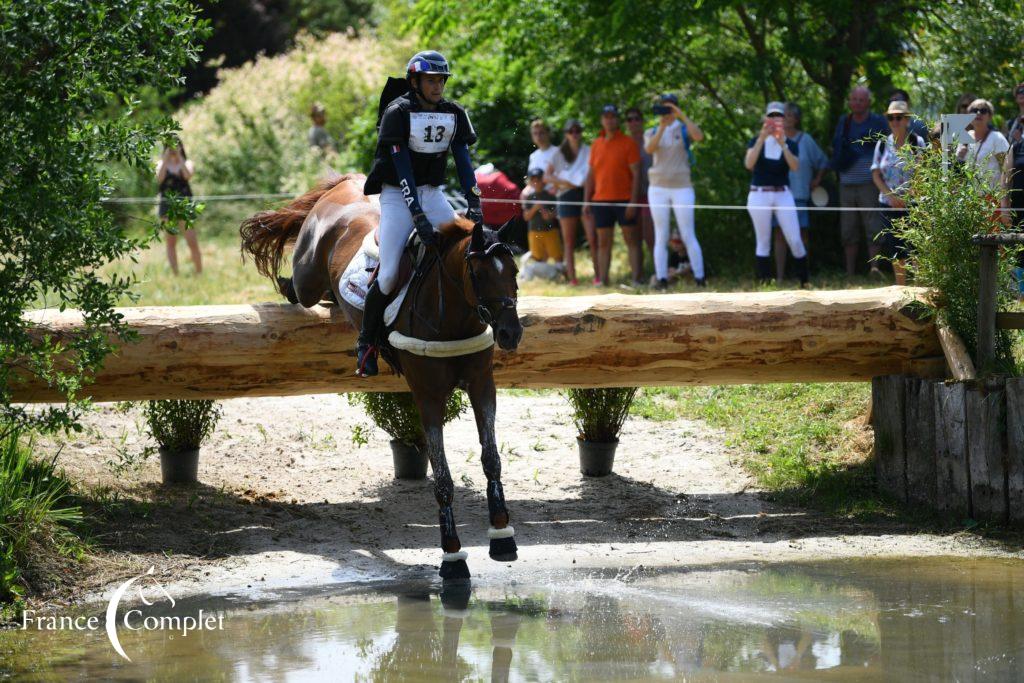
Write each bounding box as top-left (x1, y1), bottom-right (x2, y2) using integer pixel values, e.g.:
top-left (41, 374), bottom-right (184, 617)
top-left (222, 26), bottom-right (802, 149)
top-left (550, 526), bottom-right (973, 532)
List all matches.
top-left (412, 213), bottom-right (437, 247)
top-left (465, 205), bottom-right (484, 225)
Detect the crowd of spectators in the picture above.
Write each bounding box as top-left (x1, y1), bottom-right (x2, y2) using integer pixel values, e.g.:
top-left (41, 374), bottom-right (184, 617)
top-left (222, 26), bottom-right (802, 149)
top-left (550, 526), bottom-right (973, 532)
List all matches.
top-left (504, 82), bottom-right (1024, 290)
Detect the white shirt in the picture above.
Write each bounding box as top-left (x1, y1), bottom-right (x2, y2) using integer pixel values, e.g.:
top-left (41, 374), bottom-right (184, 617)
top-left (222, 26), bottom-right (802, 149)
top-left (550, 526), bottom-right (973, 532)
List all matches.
top-left (550, 144), bottom-right (590, 190)
top-left (529, 146), bottom-right (560, 193)
top-left (960, 130), bottom-right (1010, 191)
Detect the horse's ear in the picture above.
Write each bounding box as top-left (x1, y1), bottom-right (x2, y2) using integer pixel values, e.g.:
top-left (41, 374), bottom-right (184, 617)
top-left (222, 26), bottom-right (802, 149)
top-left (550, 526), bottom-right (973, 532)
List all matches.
top-left (470, 220), bottom-right (485, 251)
top-left (497, 216), bottom-right (526, 244)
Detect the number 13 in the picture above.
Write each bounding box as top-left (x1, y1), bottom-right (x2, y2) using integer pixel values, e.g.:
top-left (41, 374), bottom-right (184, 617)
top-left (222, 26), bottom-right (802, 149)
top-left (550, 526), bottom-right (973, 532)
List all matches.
top-left (423, 125), bottom-right (446, 143)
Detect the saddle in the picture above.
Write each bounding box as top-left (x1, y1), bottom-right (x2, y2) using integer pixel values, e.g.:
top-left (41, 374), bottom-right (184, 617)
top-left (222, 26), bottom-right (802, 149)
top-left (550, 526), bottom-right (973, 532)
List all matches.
top-left (338, 227), bottom-right (429, 327)
top-left (364, 227), bottom-right (417, 294)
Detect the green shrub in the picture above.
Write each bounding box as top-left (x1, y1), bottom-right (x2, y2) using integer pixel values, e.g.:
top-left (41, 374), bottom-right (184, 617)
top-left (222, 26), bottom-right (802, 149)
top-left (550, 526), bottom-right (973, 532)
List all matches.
top-left (564, 387), bottom-right (638, 443)
top-left (0, 430), bottom-right (82, 603)
top-left (348, 391), bottom-right (467, 446)
top-left (893, 147), bottom-right (1021, 374)
top-left (143, 400), bottom-right (223, 451)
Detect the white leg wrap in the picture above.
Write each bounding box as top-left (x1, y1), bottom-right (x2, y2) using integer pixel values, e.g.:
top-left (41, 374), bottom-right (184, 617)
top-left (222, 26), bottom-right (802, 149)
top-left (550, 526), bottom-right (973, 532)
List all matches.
top-left (487, 525), bottom-right (515, 540)
top-left (492, 638), bottom-right (517, 649)
top-left (442, 550), bottom-right (468, 563)
top-left (443, 608), bottom-right (470, 619)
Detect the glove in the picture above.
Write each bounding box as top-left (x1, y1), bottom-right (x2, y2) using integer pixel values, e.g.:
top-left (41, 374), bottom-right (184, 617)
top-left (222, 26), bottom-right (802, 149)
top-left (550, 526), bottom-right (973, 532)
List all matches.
top-left (412, 212), bottom-right (436, 247)
top-left (465, 205), bottom-right (484, 225)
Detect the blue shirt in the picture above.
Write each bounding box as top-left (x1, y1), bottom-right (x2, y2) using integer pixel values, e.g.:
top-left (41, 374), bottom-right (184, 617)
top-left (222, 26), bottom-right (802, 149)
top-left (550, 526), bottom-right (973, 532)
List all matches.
top-left (748, 137), bottom-right (798, 187)
top-left (833, 112), bottom-right (889, 185)
top-left (787, 131), bottom-right (828, 200)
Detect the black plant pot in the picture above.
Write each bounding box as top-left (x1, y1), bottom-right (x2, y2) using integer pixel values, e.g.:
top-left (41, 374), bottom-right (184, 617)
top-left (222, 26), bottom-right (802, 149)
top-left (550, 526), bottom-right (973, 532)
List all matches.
top-left (391, 440), bottom-right (428, 480)
top-left (159, 447), bottom-right (200, 484)
top-left (577, 438), bottom-right (618, 477)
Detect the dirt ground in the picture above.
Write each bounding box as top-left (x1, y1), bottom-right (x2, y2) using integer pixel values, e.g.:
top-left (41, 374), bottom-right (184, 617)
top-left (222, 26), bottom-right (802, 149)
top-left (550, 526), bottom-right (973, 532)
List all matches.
top-left (32, 392), bottom-right (1023, 607)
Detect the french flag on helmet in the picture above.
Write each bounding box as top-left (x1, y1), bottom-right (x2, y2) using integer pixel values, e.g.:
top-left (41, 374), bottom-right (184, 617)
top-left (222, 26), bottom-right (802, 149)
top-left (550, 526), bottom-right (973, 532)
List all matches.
top-left (406, 50), bottom-right (451, 78)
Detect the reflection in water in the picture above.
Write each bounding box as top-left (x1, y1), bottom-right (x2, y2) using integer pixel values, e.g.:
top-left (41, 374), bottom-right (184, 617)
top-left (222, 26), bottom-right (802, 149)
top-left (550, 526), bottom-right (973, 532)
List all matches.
top-left (1, 558), bottom-right (1022, 680)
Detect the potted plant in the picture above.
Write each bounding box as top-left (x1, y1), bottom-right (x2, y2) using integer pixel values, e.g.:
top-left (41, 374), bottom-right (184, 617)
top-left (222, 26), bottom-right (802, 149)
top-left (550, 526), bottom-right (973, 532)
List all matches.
top-left (349, 391), bottom-right (467, 479)
top-left (143, 399), bottom-right (222, 484)
top-left (564, 387), bottom-right (638, 476)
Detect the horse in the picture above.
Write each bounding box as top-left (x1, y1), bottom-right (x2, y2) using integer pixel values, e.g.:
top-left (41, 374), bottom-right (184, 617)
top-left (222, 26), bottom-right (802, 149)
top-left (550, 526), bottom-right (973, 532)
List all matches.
top-left (240, 173), bottom-right (523, 583)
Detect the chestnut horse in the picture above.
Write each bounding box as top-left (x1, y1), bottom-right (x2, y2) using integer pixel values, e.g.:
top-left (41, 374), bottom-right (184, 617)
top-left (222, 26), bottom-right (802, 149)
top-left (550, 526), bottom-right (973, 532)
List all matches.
top-left (240, 173), bottom-right (523, 583)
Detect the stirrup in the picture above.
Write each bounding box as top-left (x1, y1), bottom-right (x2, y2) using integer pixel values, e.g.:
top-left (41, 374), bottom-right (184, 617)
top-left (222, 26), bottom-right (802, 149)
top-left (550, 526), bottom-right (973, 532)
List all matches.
top-left (356, 343), bottom-right (379, 377)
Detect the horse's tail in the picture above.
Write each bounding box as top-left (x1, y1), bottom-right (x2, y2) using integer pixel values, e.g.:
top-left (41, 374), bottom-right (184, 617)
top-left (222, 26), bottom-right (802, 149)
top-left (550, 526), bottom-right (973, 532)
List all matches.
top-left (239, 177), bottom-right (345, 281)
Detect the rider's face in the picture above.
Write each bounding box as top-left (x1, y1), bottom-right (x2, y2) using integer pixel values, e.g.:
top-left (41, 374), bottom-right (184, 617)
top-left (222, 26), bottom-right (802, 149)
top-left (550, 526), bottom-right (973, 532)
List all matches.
top-left (417, 73), bottom-right (446, 103)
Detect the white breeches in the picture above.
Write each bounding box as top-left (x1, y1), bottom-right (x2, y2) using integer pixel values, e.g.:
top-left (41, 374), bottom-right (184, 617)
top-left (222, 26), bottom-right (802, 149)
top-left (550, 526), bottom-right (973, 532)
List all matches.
top-left (746, 188), bottom-right (806, 258)
top-left (649, 185), bottom-right (703, 280)
top-left (378, 184), bottom-right (457, 294)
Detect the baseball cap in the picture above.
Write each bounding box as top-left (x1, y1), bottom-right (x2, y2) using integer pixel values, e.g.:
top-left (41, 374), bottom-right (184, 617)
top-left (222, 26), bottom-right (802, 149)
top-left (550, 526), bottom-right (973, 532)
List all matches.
top-left (527, 167), bottom-right (544, 178)
top-left (563, 118), bottom-right (583, 132)
top-left (601, 104), bottom-right (619, 116)
top-left (765, 101), bottom-right (786, 116)
top-left (659, 93), bottom-right (679, 106)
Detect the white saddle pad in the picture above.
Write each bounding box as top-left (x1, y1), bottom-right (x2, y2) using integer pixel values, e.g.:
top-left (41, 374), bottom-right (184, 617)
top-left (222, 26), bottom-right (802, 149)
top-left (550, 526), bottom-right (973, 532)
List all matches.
top-left (338, 230), bottom-right (410, 327)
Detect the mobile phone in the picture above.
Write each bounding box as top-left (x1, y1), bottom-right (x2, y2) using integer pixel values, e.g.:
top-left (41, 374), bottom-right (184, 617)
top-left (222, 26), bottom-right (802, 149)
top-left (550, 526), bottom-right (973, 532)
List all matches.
top-left (653, 105), bottom-right (671, 115)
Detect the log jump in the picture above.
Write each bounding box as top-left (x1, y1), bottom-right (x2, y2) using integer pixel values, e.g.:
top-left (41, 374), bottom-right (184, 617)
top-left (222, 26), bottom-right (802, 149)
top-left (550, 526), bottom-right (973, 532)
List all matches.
top-left (15, 287), bottom-right (943, 402)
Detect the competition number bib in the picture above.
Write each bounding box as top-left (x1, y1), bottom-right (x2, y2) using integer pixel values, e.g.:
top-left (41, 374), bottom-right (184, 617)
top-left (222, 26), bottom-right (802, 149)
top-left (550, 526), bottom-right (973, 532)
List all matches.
top-left (409, 111), bottom-right (456, 154)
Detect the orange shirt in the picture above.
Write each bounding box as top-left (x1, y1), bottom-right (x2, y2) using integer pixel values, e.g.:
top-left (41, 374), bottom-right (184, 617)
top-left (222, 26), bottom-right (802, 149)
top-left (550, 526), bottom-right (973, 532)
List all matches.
top-left (589, 130), bottom-right (640, 201)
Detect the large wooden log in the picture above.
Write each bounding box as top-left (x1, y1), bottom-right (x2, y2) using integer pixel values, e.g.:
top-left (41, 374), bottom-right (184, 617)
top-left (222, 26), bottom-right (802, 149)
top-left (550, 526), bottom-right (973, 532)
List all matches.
top-left (14, 286), bottom-right (942, 402)
top-left (872, 375), bottom-right (907, 502)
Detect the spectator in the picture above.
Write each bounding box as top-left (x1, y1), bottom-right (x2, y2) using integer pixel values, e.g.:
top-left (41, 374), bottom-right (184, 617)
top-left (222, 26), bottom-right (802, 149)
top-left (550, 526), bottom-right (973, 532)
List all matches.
top-left (832, 86), bottom-right (889, 278)
top-left (308, 103), bottom-right (336, 152)
top-left (956, 98), bottom-right (1010, 194)
top-left (546, 119), bottom-right (594, 285)
top-left (745, 102), bottom-right (807, 286)
top-left (644, 93), bottom-right (706, 290)
top-left (625, 106), bottom-right (655, 261)
top-left (871, 101), bottom-right (926, 286)
top-left (888, 89), bottom-right (930, 142)
top-left (773, 102), bottom-right (828, 283)
top-left (521, 167), bottom-right (562, 264)
top-left (1005, 82), bottom-right (1024, 143)
top-left (1003, 126), bottom-right (1024, 295)
top-left (956, 92), bottom-right (979, 115)
top-left (584, 104), bottom-right (642, 286)
top-left (528, 119), bottom-right (559, 192)
top-left (156, 141), bottom-right (201, 276)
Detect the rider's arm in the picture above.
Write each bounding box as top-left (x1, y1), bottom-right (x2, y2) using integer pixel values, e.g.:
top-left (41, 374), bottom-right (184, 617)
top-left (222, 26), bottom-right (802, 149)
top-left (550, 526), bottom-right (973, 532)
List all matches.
top-left (451, 141), bottom-right (480, 209)
top-left (390, 143), bottom-right (426, 217)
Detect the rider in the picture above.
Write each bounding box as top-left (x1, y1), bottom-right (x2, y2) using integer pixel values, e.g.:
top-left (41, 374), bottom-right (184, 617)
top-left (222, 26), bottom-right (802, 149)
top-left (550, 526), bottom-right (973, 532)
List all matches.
top-left (357, 50), bottom-right (483, 377)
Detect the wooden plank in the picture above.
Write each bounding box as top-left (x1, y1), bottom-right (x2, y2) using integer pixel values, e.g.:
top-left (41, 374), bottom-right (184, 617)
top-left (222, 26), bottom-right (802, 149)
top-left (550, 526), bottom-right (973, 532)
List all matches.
top-left (965, 382), bottom-right (1008, 523)
top-left (1007, 378), bottom-right (1024, 524)
top-left (936, 321), bottom-right (977, 380)
top-left (11, 287), bottom-right (944, 402)
top-left (995, 312), bottom-right (1024, 330)
top-left (905, 379), bottom-right (937, 507)
top-left (975, 245), bottom-right (998, 370)
top-left (872, 375), bottom-right (907, 502)
top-left (935, 382), bottom-right (971, 518)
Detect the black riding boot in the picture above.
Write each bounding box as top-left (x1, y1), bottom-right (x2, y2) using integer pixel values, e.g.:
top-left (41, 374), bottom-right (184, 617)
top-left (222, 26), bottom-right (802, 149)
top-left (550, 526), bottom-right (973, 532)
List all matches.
top-left (755, 256), bottom-right (772, 284)
top-left (356, 281), bottom-right (387, 377)
top-left (794, 256), bottom-right (810, 287)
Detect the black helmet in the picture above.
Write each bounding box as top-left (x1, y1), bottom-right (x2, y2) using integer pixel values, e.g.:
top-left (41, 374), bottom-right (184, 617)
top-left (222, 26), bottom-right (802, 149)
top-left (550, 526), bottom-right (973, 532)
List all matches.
top-left (406, 51), bottom-right (451, 79)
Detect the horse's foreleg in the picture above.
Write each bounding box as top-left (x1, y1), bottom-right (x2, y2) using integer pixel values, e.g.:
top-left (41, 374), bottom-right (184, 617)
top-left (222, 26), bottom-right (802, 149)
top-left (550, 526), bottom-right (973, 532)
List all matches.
top-left (468, 374), bottom-right (518, 562)
top-left (414, 391), bottom-right (470, 583)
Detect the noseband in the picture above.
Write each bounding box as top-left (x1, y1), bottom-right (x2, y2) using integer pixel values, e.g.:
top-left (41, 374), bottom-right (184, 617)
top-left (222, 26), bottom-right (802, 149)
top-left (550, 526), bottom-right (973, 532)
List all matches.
top-left (465, 240), bottom-right (517, 326)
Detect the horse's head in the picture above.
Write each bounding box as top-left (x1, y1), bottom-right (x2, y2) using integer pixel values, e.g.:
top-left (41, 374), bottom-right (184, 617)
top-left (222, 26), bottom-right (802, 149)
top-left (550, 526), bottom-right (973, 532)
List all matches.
top-left (464, 219), bottom-right (523, 351)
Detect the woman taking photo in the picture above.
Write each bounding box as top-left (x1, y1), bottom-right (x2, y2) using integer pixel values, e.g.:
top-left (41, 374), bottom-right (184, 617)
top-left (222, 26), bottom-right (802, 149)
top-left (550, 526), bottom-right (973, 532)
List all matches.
top-left (956, 98), bottom-right (1010, 194)
top-left (870, 101), bottom-right (925, 285)
top-left (156, 140), bottom-right (201, 275)
top-left (744, 102), bottom-right (807, 286)
top-left (545, 119), bottom-right (595, 285)
top-left (644, 93), bottom-right (705, 290)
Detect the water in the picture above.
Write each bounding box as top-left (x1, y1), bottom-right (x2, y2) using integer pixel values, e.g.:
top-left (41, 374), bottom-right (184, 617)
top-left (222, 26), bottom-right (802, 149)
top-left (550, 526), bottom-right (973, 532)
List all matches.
top-left (2, 557), bottom-right (1023, 681)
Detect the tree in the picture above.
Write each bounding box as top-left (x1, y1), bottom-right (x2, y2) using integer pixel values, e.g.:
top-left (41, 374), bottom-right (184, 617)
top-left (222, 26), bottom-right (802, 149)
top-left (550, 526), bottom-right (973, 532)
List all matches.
top-left (0, 0), bottom-right (208, 435)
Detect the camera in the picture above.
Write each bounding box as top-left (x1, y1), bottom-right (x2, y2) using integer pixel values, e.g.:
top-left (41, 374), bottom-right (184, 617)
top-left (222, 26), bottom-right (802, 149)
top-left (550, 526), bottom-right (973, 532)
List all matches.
top-left (652, 104), bottom-right (671, 115)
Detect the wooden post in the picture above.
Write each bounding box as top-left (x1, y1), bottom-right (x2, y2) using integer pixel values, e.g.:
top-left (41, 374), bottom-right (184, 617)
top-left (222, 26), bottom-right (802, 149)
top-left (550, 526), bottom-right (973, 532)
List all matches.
top-left (904, 379), bottom-right (937, 507)
top-left (935, 382), bottom-right (971, 518)
top-left (1007, 378), bottom-right (1024, 524)
top-left (872, 375), bottom-right (907, 502)
top-left (965, 380), bottom-right (1007, 523)
top-left (976, 243), bottom-right (998, 372)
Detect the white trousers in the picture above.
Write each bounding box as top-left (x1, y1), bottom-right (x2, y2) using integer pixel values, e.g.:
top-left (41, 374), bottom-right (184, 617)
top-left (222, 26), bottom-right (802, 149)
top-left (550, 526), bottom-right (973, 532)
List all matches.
top-left (378, 184), bottom-right (456, 294)
top-left (746, 188), bottom-right (806, 258)
top-left (649, 185), bottom-right (703, 280)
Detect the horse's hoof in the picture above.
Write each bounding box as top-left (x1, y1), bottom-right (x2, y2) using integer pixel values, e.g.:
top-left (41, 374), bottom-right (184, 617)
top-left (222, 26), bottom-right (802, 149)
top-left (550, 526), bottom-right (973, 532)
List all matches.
top-left (489, 535), bottom-right (518, 562)
top-left (439, 559), bottom-right (471, 583)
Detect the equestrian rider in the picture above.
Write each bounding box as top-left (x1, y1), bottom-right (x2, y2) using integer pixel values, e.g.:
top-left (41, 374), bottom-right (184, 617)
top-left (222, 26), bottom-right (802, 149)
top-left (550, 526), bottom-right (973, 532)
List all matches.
top-left (357, 50), bottom-right (483, 377)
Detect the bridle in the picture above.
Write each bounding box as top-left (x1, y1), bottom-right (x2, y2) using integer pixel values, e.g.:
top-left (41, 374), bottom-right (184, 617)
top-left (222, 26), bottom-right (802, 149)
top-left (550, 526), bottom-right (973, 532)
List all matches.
top-left (464, 240), bottom-right (517, 325)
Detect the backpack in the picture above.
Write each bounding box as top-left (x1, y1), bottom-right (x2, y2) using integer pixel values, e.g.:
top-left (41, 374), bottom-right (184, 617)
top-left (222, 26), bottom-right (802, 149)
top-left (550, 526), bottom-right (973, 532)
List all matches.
top-left (831, 114), bottom-right (857, 172)
top-left (375, 77), bottom-right (412, 127)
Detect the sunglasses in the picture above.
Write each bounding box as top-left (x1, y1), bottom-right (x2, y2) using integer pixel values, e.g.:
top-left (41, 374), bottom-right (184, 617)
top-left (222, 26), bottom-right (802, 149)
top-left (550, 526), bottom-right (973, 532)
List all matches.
top-left (886, 114), bottom-right (905, 121)
top-left (767, 112), bottom-right (783, 118)
top-left (969, 107), bottom-right (991, 115)
top-left (566, 128), bottom-right (582, 134)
